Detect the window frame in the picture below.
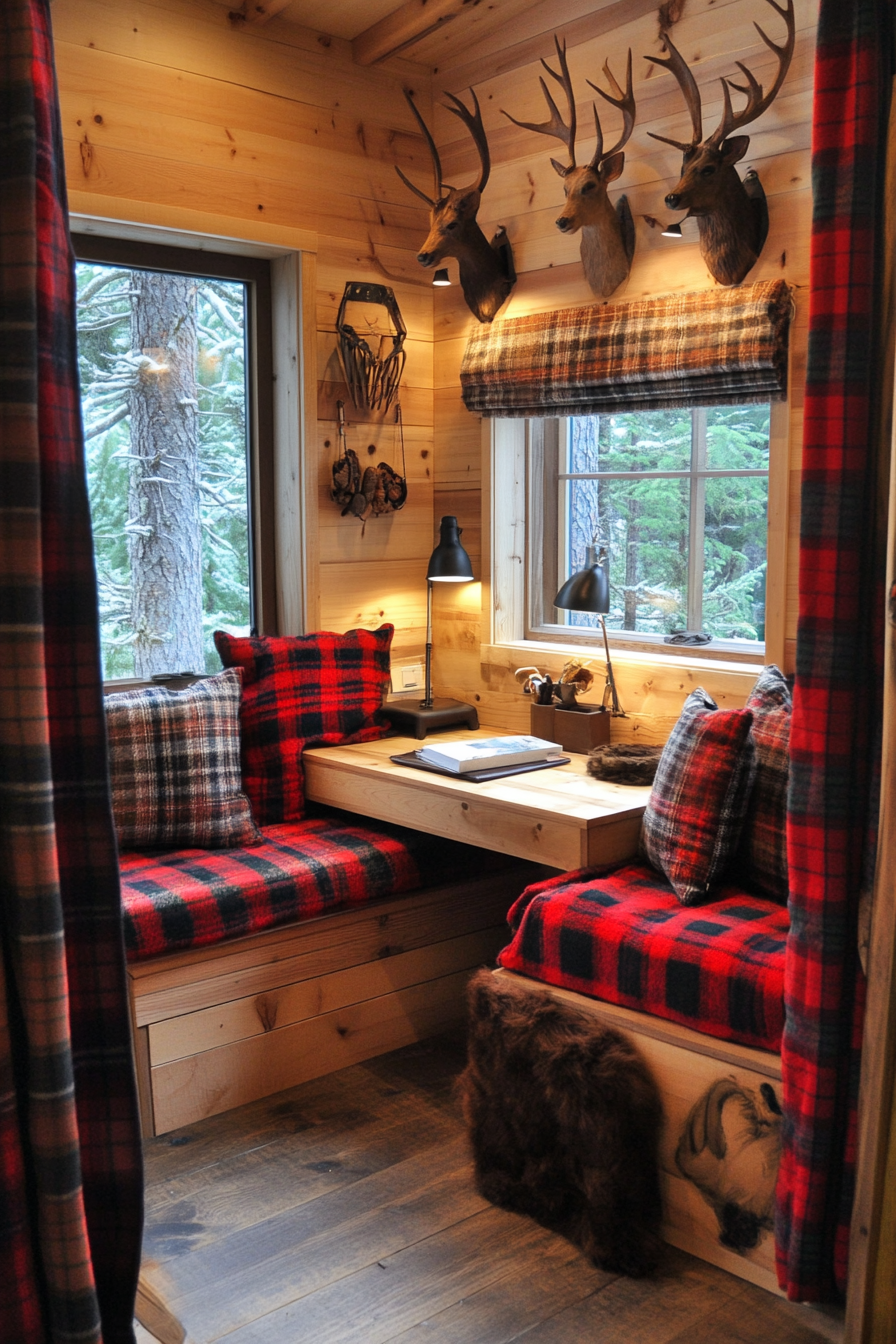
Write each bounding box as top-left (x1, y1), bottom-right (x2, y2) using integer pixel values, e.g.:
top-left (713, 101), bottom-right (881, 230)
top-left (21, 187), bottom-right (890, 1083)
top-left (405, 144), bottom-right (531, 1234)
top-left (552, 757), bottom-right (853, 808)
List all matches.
top-left (528, 408), bottom-right (775, 656)
top-left (487, 398), bottom-right (790, 671)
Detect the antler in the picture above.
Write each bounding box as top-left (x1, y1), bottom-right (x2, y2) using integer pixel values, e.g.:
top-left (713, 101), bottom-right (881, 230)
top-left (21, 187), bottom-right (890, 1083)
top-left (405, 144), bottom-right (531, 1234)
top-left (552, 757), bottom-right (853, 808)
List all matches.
top-left (585, 50), bottom-right (635, 169)
top-left (444, 87), bottom-right (490, 194)
top-left (645, 32), bottom-right (703, 152)
top-left (708, 0), bottom-right (795, 146)
top-left (502, 35), bottom-right (578, 170)
top-left (395, 89), bottom-right (444, 206)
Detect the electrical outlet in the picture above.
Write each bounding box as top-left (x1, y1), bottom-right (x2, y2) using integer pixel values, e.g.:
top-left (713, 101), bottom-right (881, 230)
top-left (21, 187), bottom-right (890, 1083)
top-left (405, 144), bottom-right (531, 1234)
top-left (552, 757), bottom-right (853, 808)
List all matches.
top-left (391, 661), bottom-right (425, 694)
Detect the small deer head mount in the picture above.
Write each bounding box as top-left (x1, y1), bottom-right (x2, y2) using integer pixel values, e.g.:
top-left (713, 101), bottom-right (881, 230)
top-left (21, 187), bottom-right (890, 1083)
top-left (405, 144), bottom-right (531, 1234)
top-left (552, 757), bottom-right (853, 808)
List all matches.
top-left (503, 37), bottom-right (636, 299)
top-left (396, 89), bottom-right (515, 324)
top-left (646, 0), bottom-right (795, 287)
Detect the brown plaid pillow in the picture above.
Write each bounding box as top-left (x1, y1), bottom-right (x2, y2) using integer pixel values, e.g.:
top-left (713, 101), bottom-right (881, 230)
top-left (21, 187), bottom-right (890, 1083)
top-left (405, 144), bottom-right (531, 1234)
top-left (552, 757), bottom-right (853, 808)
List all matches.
top-left (738, 665), bottom-right (791, 904)
top-left (105, 670), bottom-right (261, 850)
top-left (640, 688), bottom-right (756, 904)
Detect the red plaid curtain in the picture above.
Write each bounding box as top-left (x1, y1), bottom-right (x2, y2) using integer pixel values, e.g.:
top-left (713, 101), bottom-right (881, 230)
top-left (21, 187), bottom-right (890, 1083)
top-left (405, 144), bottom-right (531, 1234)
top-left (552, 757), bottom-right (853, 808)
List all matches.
top-left (778, 0), bottom-right (893, 1303)
top-left (0, 2), bottom-right (143, 1340)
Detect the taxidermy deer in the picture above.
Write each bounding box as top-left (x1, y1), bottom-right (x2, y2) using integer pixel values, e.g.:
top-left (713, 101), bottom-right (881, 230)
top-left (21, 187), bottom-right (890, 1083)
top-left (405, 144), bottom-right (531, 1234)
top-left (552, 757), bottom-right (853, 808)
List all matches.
top-left (503, 38), bottom-right (636, 299)
top-left (646, 0), bottom-right (795, 287)
top-left (396, 89), bottom-right (515, 324)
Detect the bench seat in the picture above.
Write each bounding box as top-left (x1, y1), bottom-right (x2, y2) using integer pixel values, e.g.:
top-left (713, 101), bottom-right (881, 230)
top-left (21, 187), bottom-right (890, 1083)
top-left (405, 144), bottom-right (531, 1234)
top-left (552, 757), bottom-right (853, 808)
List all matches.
top-left (121, 809), bottom-right (498, 961)
top-left (497, 861), bottom-right (788, 1054)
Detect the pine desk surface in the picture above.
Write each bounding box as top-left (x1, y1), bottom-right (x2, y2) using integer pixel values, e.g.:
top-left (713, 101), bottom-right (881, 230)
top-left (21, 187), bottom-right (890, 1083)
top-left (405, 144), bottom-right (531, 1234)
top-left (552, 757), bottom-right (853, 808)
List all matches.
top-left (303, 730), bottom-right (651, 871)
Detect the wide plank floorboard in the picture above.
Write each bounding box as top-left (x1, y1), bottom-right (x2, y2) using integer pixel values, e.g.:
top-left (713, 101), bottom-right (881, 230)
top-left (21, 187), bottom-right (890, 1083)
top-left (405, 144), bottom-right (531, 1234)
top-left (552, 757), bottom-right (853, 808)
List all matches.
top-left (139, 1032), bottom-right (844, 1344)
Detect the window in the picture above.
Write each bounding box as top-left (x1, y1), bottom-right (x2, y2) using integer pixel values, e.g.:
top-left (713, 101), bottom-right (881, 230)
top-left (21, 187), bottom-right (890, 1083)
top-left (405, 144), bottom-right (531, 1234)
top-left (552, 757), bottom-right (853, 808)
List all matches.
top-left (73, 236), bottom-right (274, 681)
top-left (526, 403), bottom-right (773, 655)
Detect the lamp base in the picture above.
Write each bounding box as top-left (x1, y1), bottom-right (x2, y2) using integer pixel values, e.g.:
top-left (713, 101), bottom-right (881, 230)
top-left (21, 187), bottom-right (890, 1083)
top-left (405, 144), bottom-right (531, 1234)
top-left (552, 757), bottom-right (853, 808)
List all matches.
top-left (380, 697), bottom-right (479, 740)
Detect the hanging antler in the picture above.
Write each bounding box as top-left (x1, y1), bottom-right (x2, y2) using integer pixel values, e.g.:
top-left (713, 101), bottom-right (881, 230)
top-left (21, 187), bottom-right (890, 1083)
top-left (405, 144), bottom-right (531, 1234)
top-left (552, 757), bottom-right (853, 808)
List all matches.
top-left (645, 0), bottom-right (796, 286)
top-left (503, 38), bottom-right (636, 298)
top-left (395, 89), bottom-right (515, 323)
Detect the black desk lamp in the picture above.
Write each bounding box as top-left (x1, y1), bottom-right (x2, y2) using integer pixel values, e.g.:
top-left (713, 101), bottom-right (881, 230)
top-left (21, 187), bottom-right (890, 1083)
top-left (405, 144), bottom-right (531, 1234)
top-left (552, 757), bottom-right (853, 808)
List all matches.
top-left (380, 516), bottom-right (480, 739)
top-left (554, 540), bottom-right (624, 715)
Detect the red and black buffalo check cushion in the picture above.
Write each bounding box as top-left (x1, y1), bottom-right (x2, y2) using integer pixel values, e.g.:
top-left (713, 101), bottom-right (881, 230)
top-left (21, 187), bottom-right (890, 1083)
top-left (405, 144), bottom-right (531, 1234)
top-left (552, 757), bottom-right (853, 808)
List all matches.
top-left (105, 669), bottom-right (260, 850)
top-left (214, 626), bottom-right (393, 825)
top-left (120, 811), bottom-right (489, 960)
top-left (498, 862), bottom-right (787, 1052)
top-left (738, 665), bottom-right (791, 904)
top-left (640, 688), bottom-right (757, 904)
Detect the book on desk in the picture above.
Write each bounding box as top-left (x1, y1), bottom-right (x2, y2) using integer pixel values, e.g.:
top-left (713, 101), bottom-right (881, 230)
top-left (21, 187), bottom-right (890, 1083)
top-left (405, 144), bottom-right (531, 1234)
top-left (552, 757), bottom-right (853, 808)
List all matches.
top-left (418, 735), bottom-right (563, 774)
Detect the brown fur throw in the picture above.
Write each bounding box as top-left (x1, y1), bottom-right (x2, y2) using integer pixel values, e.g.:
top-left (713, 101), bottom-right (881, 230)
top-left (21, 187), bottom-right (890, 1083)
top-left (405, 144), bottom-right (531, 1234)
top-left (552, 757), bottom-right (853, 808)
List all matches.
top-left (587, 743), bottom-right (664, 785)
top-left (458, 970), bottom-right (664, 1276)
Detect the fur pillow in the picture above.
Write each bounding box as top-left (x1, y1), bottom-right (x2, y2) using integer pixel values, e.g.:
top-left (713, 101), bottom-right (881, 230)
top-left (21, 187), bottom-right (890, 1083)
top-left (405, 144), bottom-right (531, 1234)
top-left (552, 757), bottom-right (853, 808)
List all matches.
top-left (214, 626), bottom-right (393, 825)
top-left (737, 665), bottom-right (791, 903)
top-left (459, 969), bottom-right (663, 1277)
top-left (587, 743), bottom-right (664, 785)
top-left (640, 688), bottom-right (756, 904)
top-left (105, 669), bottom-right (260, 850)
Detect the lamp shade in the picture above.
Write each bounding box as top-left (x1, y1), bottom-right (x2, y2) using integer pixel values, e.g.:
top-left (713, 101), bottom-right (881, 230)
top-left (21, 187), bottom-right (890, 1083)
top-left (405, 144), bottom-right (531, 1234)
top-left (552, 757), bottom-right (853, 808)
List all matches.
top-left (554, 544), bottom-right (609, 613)
top-left (426, 516), bottom-right (474, 581)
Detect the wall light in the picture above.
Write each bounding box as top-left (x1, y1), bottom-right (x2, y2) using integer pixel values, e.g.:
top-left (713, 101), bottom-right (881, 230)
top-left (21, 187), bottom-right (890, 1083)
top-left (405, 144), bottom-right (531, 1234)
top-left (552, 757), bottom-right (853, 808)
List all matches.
top-left (432, 268), bottom-right (451, 286)
top-left (661, 221), bottom-right (684, 238)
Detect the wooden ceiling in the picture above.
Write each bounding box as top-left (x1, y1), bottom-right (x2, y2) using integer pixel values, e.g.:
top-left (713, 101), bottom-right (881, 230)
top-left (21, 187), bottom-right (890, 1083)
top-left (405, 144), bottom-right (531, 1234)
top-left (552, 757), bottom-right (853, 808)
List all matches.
top-left (221, 0), bottom-right (647, 71)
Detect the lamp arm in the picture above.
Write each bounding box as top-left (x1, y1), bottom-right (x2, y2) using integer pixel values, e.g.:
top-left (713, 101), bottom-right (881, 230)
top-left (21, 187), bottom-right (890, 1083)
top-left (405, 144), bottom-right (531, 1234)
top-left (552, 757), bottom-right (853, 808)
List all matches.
top-left (423, 579), bottom-right (434, 709)
top-left (599, 614), bottom-right (624, 716)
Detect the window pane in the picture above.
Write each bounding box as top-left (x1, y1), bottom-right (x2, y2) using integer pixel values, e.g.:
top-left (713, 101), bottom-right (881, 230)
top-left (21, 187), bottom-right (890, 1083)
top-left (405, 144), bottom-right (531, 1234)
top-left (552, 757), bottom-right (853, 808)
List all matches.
top-left (702, 474), bottom-right (769, 641)
top-left (567, 476), bottom-right (689, 633)
top-left (705, 403), bottom-right (770, 469)
top-left (570, 409), bottom-right (692, 474)
top-left (76, 262), bottom-right (251, 679)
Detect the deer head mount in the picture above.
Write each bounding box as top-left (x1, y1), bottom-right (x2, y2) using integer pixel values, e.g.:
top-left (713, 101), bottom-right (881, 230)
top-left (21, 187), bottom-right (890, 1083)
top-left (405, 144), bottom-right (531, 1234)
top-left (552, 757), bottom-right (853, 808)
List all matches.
top-left (396, 89), bottom-right (515, 324)
top-left (503, 37), bottom-right (636, 299)
top-left (646, 0), bottom-right (795, 287)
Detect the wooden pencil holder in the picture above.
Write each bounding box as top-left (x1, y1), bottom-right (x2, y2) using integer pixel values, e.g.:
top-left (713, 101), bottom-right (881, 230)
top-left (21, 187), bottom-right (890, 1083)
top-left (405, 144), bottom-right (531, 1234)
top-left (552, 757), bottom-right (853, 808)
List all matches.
top-left (530, 702), bottom-right (611, 755)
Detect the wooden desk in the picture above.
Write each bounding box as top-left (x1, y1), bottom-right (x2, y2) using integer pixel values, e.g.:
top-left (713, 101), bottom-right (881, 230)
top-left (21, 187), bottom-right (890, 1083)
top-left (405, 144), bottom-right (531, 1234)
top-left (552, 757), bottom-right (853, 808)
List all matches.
top-left (303, 730), bottom-right (651, 871)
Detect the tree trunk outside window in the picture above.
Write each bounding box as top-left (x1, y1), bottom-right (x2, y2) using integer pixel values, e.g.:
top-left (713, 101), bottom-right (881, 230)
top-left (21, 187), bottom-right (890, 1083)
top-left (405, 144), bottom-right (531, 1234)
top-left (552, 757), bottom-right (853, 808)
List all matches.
top-left (127, 271), bottom-right (204, 677)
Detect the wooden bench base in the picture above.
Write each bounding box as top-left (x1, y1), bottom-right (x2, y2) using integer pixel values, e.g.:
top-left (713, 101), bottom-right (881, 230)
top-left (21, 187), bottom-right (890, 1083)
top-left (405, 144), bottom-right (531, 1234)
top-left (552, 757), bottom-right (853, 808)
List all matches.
top-left (492, 969), bottom-right (784, 1297)
top-left (128, 864), bottom-right (542, 1136)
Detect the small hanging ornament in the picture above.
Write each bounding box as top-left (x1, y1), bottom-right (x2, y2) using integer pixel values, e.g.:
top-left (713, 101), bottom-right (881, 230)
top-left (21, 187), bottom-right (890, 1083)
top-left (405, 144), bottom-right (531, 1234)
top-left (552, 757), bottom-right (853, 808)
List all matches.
top-left (331, 401), bottom-right (407, 527)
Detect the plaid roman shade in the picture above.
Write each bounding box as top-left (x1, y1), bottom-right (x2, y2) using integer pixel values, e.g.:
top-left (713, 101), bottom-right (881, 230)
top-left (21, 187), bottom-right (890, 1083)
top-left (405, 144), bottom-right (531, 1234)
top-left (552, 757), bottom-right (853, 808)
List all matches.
top-left (460, 280), bottom-right (793, 417)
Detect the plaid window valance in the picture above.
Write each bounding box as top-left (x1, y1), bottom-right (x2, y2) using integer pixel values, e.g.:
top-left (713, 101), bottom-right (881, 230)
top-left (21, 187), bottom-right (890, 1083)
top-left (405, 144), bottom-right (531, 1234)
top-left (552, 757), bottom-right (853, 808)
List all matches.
top-left (460, 279), bottom-right (793, 418)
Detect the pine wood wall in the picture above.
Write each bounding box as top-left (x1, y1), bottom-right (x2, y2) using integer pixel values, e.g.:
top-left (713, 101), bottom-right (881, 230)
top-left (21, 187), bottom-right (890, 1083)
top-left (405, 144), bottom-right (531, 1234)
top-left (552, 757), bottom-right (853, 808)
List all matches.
top-left (426, 0), bottom-right (816, 736)
top-left (52, 0), bottom-right (436, 660)
top-left (52, 0), bottom-right (817, 732)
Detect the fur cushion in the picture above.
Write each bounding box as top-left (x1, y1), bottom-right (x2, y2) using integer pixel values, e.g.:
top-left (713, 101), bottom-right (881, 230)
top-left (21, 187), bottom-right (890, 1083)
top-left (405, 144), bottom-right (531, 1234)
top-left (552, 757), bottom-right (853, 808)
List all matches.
top-left (459, 969), bottom-right (663, 1277)
top-left (640, 688), bottom-right (756, 904)
top-left (587, 743), bottom-right (664, 785)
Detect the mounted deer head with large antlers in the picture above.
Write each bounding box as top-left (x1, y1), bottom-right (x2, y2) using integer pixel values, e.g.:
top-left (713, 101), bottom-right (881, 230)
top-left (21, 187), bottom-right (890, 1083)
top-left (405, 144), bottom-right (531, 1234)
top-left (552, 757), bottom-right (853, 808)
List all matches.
top-left (396, 89), bottom-right (515, 324)
top-left (647, 0), bottom-right (795, 287)
top-left (503, 37), bottom-right (636, 299)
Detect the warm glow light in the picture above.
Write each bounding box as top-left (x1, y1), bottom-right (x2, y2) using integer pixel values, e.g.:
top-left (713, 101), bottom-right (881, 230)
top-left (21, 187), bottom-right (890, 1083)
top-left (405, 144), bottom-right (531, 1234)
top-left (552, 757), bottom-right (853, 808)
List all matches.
top-left (662, 221), bottom-right (684, 238)
top-left (432, 268), bottom-right (451, 286)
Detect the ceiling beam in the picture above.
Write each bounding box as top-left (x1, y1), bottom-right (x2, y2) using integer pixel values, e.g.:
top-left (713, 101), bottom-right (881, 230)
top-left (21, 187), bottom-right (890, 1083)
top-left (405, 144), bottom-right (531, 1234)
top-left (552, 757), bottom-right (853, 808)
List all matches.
top-left (229, 0), bottom-right (292, 27)
top-left (353, 0), bottom-right (474, 66)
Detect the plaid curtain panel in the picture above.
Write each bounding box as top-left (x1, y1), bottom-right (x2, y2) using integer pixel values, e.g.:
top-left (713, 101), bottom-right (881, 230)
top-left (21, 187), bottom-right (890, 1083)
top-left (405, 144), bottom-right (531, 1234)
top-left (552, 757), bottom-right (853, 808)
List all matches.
top-left (460, 279), bottom-right (793, 417)
top-left (0, 3), bottom-right (143, 1341)
top-left (105, 669), bottom-right (261, 850)
top-left (779, 0), bottom-right (892, 1303)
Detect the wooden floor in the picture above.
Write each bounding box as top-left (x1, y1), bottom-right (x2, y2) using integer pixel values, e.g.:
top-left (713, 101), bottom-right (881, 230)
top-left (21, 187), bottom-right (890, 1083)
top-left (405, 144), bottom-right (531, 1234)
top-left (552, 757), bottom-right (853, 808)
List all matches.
top-left (137, 1032), bottom-right (845, 1344)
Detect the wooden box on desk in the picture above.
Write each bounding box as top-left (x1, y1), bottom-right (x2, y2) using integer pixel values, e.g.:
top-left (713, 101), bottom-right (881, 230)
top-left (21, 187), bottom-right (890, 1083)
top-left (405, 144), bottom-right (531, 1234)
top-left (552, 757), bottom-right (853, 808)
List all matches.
top-left (530, 702), bottom-right (611, 754)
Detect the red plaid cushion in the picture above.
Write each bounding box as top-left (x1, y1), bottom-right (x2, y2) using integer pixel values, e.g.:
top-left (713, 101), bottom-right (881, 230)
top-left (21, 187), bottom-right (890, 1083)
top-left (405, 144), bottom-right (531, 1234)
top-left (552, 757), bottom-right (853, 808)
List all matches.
top-left (105, 670), bottom-right (260, 850)
top-left (214, 626), bottom-right (393, 824)
top-left (738, 666), bottom-right (791, 904)
top-left (640, 688), bottom-right (756, 904)
top-left (498, 862), bottom-right (787, 1052)
top-left (120, 812), bottom-right (490, 960)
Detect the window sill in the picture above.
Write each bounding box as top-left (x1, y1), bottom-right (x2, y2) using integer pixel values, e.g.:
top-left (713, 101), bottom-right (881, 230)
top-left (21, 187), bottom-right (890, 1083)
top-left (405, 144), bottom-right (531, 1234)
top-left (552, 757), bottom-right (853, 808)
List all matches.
top-left (481, 639), bottom-right (765, 681)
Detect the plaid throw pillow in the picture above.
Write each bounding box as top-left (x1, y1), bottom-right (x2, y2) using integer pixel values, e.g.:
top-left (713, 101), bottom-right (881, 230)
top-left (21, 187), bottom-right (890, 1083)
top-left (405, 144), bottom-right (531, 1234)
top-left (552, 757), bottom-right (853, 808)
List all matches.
top-left (640, 688), bottom-right (756, 905)
top-left (214, 626), bottom-right (393, 825)
top-left (738, 665), bottom-right (791, 904)
top-left (105, 669), bottom-right (261, 850)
